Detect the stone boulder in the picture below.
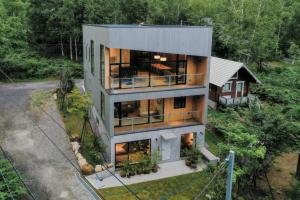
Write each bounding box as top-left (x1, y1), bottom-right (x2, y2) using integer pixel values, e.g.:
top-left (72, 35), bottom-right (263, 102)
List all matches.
top-left (78, 158), bottom-right (88, 168)
top-left (95, 165), bottom-right (103, 173)
top-left (81, 164), bottom-right (94, 175)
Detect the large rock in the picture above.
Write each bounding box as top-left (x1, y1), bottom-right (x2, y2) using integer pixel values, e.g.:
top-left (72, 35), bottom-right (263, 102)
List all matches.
top-left (71, 142), bottom-right (80, 152)
top-left (81, 164), bottom-right (94, 175)
top-left (76, 153), bottom-right (84, 161)
top-left (95, 165), bottom-right (103, 173)
top-left (78, 158), bottom-right (87, 168)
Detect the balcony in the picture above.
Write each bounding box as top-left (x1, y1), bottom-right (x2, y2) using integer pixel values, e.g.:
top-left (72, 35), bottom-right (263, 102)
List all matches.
top-left (114, 110), bottom-right (203, 135)
top-left (219, 94), bottom-right (258, 106)
top-left (109, 73), bottom-right (205, 92)
top-left (108, 48), bottom-right (208, 93)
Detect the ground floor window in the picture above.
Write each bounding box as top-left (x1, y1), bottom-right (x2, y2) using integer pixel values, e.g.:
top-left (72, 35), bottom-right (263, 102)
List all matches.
top-left (180, 133), bottom-right (196, 157)
top-left (115, 139), bottom-right (151, 168)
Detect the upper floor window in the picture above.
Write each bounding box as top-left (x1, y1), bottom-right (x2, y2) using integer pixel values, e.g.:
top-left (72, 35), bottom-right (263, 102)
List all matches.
top-left (223, 82), bottom-right (232, 92)
top-left (101, 92), bottom-right (105, 120)
top-left (85, 44), bottom-right (88, 60)
top-left (91, 40), bottom-right (94, 75)
top-left (174, 97), bottom-right (186, 109)
top-left (100, 45), bottom-right (105, 86)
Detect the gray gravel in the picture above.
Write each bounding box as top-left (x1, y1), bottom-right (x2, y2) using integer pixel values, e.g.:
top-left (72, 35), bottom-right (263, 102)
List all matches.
top-left (0, 81), bottom-right (92, 200)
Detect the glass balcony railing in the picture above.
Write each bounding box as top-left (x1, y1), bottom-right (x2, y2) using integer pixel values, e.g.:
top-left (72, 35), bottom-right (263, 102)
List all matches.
top-left (114, 110), bottom-right (202, 134)
top-left (109, 74), bottom-right (205, 90)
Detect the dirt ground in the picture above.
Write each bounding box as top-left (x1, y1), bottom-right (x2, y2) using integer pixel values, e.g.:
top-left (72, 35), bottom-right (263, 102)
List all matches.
top-left (259, 152), bottom-right (298, 200)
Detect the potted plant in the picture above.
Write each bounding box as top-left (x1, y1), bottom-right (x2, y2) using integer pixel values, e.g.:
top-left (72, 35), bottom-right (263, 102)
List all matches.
top-left (122, 161), bottom-right (131, 178)
top-left (120, 170), bottom-right (126, 178)
top-left (136, 164), bottom-right (143, 175)
top-left (185, 158), bottom-right (192, 166)
top-left (129, 165), bottom-right (136, 176)
top-left (151, 150), bottom-right (160, 173)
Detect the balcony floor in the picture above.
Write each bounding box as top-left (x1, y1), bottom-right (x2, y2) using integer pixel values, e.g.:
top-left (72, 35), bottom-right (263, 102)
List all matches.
top-left (109, 71), bottom-right (205, 94)
top-left (114, 118), bottom-right (202, 135)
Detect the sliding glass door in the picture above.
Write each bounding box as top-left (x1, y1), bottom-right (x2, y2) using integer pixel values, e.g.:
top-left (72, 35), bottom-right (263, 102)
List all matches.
top-left (110, 49), bottom-right (187, 89)
top-left (114, 99), bottom-right (164, 127)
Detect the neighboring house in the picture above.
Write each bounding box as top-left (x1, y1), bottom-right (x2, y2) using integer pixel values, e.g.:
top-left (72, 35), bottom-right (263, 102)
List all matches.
top-left (208, 57), bottom-right (261, 108)
top-left (82, 24), bottom-right (218, 169)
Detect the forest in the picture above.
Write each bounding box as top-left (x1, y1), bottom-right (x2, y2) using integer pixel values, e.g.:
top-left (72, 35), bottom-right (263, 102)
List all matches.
top-left (1, 0), bottom-right (300, 80)
top-left (0, 0), bottom-right (300, 199)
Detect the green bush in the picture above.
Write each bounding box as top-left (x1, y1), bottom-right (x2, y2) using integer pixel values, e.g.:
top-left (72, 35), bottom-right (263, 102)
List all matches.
top-left (0, 50), bottom-right (82, 80)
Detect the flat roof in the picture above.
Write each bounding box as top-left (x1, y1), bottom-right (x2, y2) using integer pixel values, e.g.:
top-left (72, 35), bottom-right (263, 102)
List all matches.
top-left (83, 24), bottom-right (212, 56)
top-left (84, 24), bottom-right (211, 29)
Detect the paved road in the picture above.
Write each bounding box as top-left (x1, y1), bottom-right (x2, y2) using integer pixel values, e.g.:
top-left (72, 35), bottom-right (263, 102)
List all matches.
top-left (0, 81), bottom-right (92, 200)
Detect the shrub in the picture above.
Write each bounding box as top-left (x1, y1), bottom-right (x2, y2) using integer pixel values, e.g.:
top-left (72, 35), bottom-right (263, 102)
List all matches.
top-left (0, 50), bottom-right (82, 80)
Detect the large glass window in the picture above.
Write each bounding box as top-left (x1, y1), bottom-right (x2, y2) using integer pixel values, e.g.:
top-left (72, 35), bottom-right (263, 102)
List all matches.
top-left (90, 40), bottom-right (94, 75)
top-left (109, 49), bottom-right (187, 89)
top-left (174, 97), bottom-right (186, 109)
top-left (115, 139), bottom-right (151, 167)
top-left (180, 133), bottom-right (196, 157)
top-left (101, 92), bottom-right (105, 120)
top-left (100, 45), bottom-right (105, 86)
top-left (114, 99), bottom-right (164, 127)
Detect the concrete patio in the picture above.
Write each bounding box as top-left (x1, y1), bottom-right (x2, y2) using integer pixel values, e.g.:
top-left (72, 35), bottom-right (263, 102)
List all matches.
top-left (86, 160), bottom-right (206, 189)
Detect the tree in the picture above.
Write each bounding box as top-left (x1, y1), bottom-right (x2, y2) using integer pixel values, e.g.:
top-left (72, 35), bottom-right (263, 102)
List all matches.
top-left (57, 68), bottom-right (74, 113)
top-left (218, 123), bottom-right (266, 195)
top-left (66, 87), bottom-right (92, 143)
top-left (288, 41), bottom-right (300, 64)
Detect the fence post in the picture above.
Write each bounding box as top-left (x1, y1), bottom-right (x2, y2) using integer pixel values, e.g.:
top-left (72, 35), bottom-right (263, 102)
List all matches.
top-left (226, 151), bottom-right (235, 200)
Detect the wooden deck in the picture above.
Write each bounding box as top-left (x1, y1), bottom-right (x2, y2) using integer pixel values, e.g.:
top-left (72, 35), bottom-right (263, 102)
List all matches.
top-left (114, 118), bottom-right (201, 135)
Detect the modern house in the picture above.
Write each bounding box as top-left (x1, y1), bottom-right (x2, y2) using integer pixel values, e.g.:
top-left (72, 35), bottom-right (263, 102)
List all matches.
top-left (82, 24), bottom-right (216, 169)
top-left (208, 57), bottom-right (261, 108)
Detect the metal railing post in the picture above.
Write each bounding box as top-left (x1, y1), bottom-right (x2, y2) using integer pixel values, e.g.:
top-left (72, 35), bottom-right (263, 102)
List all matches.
top-left (132, 77), bottom-right (135, 88)
top-left (168, 75), bottom-right (171, 87)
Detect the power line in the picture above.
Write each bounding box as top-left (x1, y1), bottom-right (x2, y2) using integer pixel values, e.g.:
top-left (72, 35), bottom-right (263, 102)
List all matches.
top-left (0, 68), bottom-right (139, 200)
top-left (0, 159), bottom-right (15, 200)
top-left (0, 145), bottom-right (36, 200)
top-left (193, 161), bottom-right (227, 200)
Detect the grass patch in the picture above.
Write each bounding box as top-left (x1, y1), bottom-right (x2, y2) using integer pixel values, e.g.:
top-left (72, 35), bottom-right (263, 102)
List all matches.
top-left (30, 89), bottom-right (52, 120)
top-left (61, 111), bottom-right (103, 166)
top-left (205, 129), bottom-right (222, 156)
top-left (99, 170), bottom-right (212, 200)
top-left (57, 87), bottom-right (104, 166)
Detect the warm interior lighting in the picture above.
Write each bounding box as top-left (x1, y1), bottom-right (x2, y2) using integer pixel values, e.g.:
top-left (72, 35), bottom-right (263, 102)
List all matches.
top-left (160, 57), bottom-right (167, 61)
top-left (154, 55), bottom-right (160, 59)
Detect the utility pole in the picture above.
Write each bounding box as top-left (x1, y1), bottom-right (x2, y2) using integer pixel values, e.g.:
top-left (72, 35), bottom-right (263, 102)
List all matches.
top-left (226, 151), bottom-right (235, 200)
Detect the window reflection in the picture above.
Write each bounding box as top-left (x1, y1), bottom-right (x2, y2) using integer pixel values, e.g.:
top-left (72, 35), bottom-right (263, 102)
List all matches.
top-left (114, 99), bottom-right (164, 127)
top-left (115, 139), bottom-right (151, 167)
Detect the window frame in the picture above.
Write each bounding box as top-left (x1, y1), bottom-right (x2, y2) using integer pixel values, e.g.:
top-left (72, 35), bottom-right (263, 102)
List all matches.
top-left (100, 44), bottom-right (105, 86)
top-left (115, 139), bottom-right (151, 168)
top-left (90, 40), bottom-right (95, 75)
top-left (222, 81), bottom-right (232, 92)
top-left (173, 96), bottom-right (186, 109)
top-left (100, 92), bottom-right (105, 120)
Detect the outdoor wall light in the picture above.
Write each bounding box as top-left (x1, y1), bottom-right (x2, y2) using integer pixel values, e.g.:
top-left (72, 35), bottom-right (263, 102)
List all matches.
top-left (154, 55), bottom-right (160, 59)
top-left (160, 57), bottom-right (167, 61)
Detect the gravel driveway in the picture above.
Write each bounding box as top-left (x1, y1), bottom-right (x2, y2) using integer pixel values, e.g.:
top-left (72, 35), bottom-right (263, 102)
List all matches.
top-left (0, 81), bottom-right (92, 200)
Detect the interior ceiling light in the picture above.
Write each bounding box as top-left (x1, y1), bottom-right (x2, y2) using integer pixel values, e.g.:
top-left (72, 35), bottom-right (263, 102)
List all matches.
top-left (154, 55), bottom-right (160, 59)
top-left (160, 57), bottom-right (167, 61)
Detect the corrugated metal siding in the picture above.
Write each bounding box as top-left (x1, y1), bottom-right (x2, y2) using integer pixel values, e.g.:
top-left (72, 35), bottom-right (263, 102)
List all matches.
top-left (82, 25), bottom-right (212, 57)
top-left (209, 57), bottom-right (243, 87)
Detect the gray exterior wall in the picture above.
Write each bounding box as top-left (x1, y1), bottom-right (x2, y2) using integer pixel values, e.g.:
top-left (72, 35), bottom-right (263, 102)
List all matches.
top-left (83, 25), bottom-right (212, 57)
top-left (83, 24), bottom-right (212, 167)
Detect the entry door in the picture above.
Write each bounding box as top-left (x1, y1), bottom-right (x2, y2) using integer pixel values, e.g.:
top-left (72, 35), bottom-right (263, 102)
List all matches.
top-left (236, 81), bottom-right (244, 97)
top-left (162, 140), bottom-right (171, 160)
